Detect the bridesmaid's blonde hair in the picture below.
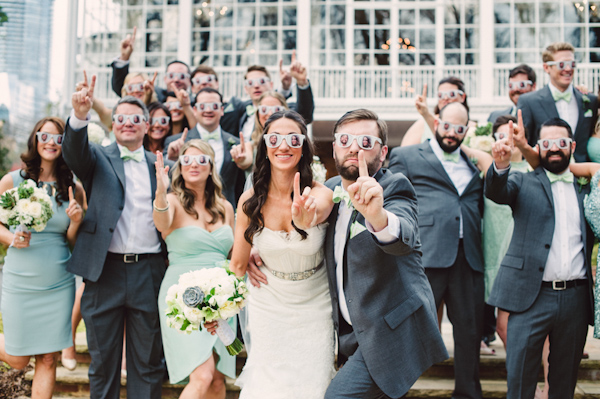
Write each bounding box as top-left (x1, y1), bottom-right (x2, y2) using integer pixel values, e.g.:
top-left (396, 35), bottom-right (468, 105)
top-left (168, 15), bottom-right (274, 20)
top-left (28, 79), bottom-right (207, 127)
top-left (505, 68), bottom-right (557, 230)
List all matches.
top-left (170, 139), bottom-right (226, 224)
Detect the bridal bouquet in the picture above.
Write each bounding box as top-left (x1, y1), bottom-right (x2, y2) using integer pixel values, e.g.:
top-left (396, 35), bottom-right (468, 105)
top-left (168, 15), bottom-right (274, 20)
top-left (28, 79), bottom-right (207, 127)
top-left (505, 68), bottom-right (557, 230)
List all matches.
top-left (0, 179), bottom-right (54, 233)
top-left (165, 263), bottom-right (248, 355)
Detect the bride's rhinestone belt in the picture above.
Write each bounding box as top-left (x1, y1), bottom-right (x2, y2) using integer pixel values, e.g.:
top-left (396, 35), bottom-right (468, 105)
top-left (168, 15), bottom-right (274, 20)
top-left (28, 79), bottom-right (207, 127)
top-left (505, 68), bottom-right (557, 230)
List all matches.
top-left (267, 262), bottom-right (323, 281)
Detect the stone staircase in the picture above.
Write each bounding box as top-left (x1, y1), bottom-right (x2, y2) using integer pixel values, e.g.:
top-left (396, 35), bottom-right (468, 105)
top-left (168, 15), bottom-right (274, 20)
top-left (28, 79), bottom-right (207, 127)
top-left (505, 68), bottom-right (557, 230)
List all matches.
top-left (21, 326), bottom-right (600, 398)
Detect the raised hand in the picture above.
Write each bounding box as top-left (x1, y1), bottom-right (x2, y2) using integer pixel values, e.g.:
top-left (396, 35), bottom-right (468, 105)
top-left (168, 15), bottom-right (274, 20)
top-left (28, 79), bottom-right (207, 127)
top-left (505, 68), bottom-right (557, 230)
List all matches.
top-left (65, 186), bottom-right (83, 224)
top-left (512, 109), bottom-right (528, 150)
top-left (491, 120), bottom-right (514, 170)
top-left (346, 151), bottom-right (387, 231)
top-left (120, 26), bottom-right (136, 61)
top-left (155, 151), bottom-right (171, 196)
top-left (230, 134), bottom-right (252, 170)
top-left (170, 82), bottom-right (191, 107)
top-left (291, 172), bottom-right (318, 230)
top-left (279, 57), bottom-right (292, 91)
top-left (415, 84), bottom-right (429, 116)
top-left (288, 50), bottom-right (308, 87)
top-left (167, 127), bottom-right (188, 161)
top-left (72, 71), bottom-right (95, 120)
top-left (144, 72), bottom-right (158, 103)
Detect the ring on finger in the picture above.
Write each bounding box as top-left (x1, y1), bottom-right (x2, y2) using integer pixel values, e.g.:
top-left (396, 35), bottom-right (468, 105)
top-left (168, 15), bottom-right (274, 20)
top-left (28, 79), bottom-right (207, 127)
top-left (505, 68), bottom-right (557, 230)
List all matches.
top-left (19, 236), bottom-right (25, 242)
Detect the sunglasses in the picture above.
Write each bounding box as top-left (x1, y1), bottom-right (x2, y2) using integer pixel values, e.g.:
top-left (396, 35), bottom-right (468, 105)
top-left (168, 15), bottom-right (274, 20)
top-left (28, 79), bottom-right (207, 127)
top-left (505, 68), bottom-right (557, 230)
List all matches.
top-left (264, 133), bottom-right (305, 148)
top-left (192, 74), bottom-right (216, 86)
top-left (437, 90), bottom-right (464, 100)
top-left (179, 154), bottom-right (211, 166)
top-left (195, 102), bottom-right (222, 112)
top-left (165, 101), bottom-right (182, 111)
top-left (166, 72), bottom-right (190, 81)
top-left (258, 105), bottom-right (286, 115)
top-left (334, 133), bottom-right (382, 150)
top-left (36, 131), bottom-right (64, 146)
top-left (508, 80), bottom-right (533, 91)
top-left (112, 114), bottom-right (146, 125)
top-left (151, 116), bottom-right (170, 126)
top-left (245, 77), bottom-right (271, 87)
top-left (537, 138), bottom-right (572, 151)
top-left (546, 60), bottom-right (576, 71)
top-left (125, 83), bottom-right (144, 93)
top-left (439, 121), bottom-right (468, 135)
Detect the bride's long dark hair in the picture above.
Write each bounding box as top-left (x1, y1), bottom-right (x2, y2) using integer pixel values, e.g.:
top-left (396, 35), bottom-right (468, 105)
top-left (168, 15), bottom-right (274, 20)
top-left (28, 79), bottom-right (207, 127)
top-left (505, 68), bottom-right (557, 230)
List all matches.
top-left (243, 110), bottom-right (314, 243)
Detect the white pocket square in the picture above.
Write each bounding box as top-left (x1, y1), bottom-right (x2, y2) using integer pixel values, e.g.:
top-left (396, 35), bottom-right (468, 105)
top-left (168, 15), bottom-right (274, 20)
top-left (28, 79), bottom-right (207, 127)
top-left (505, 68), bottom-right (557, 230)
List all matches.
top-left (350, 221), bottom-right (366, 239)
top-left (585, 109), bottom-right (593, 117)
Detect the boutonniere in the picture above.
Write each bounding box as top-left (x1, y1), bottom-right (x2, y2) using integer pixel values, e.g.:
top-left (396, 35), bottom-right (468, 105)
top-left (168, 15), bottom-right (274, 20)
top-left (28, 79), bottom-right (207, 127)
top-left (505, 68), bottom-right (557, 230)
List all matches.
top-left (227, 137), bottom-right (237, 149)
top-left (577, 176), bottom-right (590, 192)
top-left (582, 94), bottom-right (590, 104)
top-left (350, 221), bottom-right (366, 239)
top-left (582, 94), bottom-right (593, 117)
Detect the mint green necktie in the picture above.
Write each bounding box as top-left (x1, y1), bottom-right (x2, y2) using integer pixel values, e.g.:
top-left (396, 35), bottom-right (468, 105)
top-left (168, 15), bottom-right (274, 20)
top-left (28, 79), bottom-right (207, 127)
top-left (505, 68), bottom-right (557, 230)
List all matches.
top-left (443, 152), bottom-right (460, 163)
top-left (332, 186), bottom-right (353, 209)
top-left (546, 170), bottom-right (574, 184)
top-left (202, 131), bottom-right (220, 141)
top-left (552, 90), bottom-right (572, 103)
top-left (246, 104), bottom-right (256, 116)
top-left (120, 147), bottom-right (143, 162)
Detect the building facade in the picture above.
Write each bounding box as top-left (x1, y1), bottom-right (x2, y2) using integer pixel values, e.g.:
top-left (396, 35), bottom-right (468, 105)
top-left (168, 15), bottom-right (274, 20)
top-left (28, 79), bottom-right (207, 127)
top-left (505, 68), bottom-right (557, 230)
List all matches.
top-left (0, 0), bottom-right (54, 141)
top-left (70, 0), bottom-right (600, 145)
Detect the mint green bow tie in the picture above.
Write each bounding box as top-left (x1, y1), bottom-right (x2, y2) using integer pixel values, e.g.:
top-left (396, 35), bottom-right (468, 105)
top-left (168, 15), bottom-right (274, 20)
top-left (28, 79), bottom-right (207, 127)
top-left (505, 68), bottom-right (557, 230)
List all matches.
top-left (546, 170), bottom-right (574, 184)
top-left (552, 90), bottom-right (572, 103)
top-left (332, 186), bottom-right (353, 209)
top-left (120, 147), bottom-right (143, 162)
top-left (202, 131), bottom-right (220, 141)
top-left (246, 104), bottom-right (256, 116)
top-left (443, 152), bottom-right (460, 163)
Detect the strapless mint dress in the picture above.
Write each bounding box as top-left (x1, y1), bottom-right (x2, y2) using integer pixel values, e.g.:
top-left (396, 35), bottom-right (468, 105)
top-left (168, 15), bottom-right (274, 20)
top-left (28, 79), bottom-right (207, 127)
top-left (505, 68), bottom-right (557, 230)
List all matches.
top-left (1, 170), bottom-right (75, 355)
top-left (157, 225), bottom-right (236, 384)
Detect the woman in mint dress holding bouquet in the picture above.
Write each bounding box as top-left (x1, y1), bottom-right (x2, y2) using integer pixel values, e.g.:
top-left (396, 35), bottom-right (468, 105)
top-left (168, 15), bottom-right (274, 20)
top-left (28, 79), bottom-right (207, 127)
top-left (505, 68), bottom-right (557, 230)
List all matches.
top-left (0, 116), bottom-right (84, 398)
top-left (154, 139), bottom-right (236, 397)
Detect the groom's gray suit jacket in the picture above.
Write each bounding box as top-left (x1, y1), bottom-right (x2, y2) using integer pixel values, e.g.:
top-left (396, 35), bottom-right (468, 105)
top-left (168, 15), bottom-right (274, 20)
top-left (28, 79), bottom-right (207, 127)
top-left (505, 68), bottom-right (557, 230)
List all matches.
top-left (485, 166), bottom-right (594, 322)
top-left (324, 169), bottom-right (447, 398)
top-left (62, 121), bottom-right (166, 282)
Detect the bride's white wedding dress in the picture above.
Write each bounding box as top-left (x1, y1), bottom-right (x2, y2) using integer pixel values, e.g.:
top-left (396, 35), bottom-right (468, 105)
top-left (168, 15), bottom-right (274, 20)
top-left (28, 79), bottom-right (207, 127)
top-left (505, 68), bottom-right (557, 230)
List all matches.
top-left (237, 224), bottom-right (335, 398)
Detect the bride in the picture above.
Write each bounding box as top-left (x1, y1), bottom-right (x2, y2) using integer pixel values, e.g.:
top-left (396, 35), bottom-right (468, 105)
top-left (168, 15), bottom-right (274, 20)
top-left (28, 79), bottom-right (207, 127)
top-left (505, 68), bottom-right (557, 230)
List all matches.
top-left (227, 110), bottom-right (334, 398)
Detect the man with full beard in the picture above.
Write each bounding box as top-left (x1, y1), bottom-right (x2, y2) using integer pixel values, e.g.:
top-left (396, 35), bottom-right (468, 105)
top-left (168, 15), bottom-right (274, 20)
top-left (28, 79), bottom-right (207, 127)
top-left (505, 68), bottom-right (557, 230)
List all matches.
top-left (485, 118), bottom-right (594, 398)
top-left (389, 102), bottom-right (485, 399)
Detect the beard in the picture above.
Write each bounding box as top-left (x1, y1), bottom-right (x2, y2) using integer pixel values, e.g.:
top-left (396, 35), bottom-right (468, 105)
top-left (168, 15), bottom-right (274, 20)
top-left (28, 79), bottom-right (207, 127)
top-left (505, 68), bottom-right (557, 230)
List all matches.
top-left (334, 151), bottom-right (381, 181)
top-left (540, 150), bottom-right (571, 174)
top-left (435, 129), bottom-right (464, 153)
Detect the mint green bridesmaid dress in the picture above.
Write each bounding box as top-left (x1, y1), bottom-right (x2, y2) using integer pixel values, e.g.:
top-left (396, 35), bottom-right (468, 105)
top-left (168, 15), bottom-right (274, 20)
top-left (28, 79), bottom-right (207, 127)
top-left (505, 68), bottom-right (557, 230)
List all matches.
top-left (1, 170), bottom-right (75, 355)
top-left (157, 225), bottom-right (236, 384)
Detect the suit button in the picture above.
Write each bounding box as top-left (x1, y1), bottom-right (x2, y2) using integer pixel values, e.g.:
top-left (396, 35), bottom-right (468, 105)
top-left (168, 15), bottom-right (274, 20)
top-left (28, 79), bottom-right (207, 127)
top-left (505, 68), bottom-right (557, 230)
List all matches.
top-left (119, 206), bottom-right (123, 210)
top-left (455, 217), bottom-right (460, 221)
top-left (545, 244), bottom-right (550, 249)
top-left (348, 299), bottom-right (352, 303)
top-left (109, 228), bottom-right (114, 233)
top-left (539, 267), bottom-right (544, 272)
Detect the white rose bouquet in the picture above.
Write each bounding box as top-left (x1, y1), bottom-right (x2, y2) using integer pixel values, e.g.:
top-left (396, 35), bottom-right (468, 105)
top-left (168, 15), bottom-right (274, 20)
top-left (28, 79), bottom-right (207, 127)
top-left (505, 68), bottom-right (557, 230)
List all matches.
top-left (165, 262), bottom-right (249, 355)
top-left (0, 179), bottom-right (54, 233)
top-left (311, 155), bottom-right (327, 184)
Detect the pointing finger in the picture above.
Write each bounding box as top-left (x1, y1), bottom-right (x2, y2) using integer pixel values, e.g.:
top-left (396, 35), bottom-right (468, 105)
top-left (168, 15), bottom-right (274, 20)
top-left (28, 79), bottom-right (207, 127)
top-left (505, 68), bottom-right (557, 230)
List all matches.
top-left (89, 75), bottom-right (96, 97)
top-left (279, 58), bottom-right (284, 74)
top-left (131, 26), bottom-right (137, 42)
top-left (181, 127), bottom-right (188, 142)
top-left (358, 150), bottom-right (369, 178)
top-left (508, 121), bottom-right (515, 148)
top-left (291, 49), bottom-right (296, 64)
top-left (293, 172), bottom-right (301, 200)
top-left (239, 134), bottom-right (245, 155)
top-left (422, 83), bottom-right (427, 99)
top-left (517, 109), bottom-right (524, 134)
top-left (83, 70), bottom-right (88, 87)
top-left (68, 186), bottom-right (75, 203)
top-left (151, 71), bottom-right (157, 85)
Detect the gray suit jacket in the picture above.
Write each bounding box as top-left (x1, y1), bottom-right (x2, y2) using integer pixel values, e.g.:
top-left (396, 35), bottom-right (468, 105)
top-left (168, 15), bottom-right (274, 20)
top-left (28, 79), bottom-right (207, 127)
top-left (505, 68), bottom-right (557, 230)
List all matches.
top-left (488, 105), bottom-right (516, 123)
top-left (163, 126), bottom-right (245, 207)
top-left (324, 169), bottom-right (447, 398)
top-left (518, 85), bottom-right (598, 162)
top-left (62, 121), bottom-right (169, 282)
top-left (485, 166), bottom-right (594, 322)
top-left (388, 141), bottom-right (484, 272)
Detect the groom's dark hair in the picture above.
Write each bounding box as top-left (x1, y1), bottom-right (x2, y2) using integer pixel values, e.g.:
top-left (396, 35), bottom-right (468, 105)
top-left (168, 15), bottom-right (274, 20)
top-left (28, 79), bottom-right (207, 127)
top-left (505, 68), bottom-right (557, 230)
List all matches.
top-left (540, 118), bottom-right (573, 139)
top-left (333, 109), bottom-right (388, 146)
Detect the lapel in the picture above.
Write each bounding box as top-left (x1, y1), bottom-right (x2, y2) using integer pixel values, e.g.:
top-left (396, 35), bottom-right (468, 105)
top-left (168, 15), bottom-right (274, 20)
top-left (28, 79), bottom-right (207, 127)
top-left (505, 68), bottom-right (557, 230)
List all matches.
top-left (460, 149), bottom-right (481, 196)
top-left (534, 168), bottom-right (554, 208)
top-left (325, 203), bottom-right (340, 290)
top-left (573, 88), bottom-right (586, 139)
top-left (418, 142), bottom-right (457, 192)
top-left (539, 86), bottom-right (560, 121)
top-left (145, 151), bottom-right (157, 201)
top-left (106, 142), bottom-right (126, 190)
top-left (220, 130), bottom-right (233, 175)
top-left (188, 126), bottom-right (201, 140)
top-left (574, 177), bottom-right (589, 243)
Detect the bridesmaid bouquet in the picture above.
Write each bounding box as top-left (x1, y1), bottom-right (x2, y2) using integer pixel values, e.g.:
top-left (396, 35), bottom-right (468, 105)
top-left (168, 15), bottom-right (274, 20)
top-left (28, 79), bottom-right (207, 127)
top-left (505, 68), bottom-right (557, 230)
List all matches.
top-left (0, 179), bottom-right (54, 233)
top-left (164, 263), bottom-right (249, 355)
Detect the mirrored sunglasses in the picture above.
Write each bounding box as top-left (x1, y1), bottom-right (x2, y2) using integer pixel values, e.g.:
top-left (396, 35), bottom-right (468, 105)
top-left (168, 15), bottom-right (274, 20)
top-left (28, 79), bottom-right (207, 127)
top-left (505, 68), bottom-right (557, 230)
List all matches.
top-left (437, 90), bottom-right (464, 100)
top-left (192, 74), bottom-right (216, 86)
top-left (179, 154), bottom-right (211, 166)
top-left (112, 114), bottom-right (146, 125)
top-left (195, 102), bottom-right (222, 112)
top-left (439, 121), bottom-right (468, 135)
top-left (258, 105), bottom-right (286, 115)
top-left (36, 131), bottom-right (64, 146)
top-left (494, 132), bottom-right (508, 141)
top-left (546, 60), bottom-right (576, 71)
top-left (537, 138), bottom-right (572, 151)
top-left (125, 83), bottom-right (144, 93)
top-left (166, 72), bottom-right (190, 80)
top-left (244, 77), bottom-right (271, 87)
top-left (508, 80), bottom-right (533, 91)
top-left (151, 116), bottom-right (170, 126)
top-left (334, 133), bottom-right (383, 150)
top-left (165, 101), bottom-right (182, 111)
top-left (264, 133), bottom-right (305, 148)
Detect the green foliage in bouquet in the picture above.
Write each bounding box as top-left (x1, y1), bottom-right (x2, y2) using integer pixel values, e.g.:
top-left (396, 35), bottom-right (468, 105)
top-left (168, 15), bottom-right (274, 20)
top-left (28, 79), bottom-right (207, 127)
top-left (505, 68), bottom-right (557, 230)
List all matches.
top-left (474, 122), bottom-right (493, 137)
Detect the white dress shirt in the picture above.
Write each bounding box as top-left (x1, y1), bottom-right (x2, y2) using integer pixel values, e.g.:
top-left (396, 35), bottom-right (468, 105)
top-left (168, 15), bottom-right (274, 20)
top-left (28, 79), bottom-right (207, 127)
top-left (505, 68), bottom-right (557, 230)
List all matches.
top-left (333, 186), bottom-right (400, 325)
top-left (68, 113), bottom-right (161, 254)
top-left (241, 115), bottom-right (255, 142)
top-left (429, 139), bottom-right (475, 237)
top-left (197, 124), bottom-right (224, 173)
top-left (548, 83), bottom-right (579, 134)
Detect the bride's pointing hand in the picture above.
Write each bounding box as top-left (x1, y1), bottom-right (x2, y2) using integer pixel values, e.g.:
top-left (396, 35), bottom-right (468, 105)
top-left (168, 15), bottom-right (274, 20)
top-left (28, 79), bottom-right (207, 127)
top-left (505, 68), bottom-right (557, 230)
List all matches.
top-left (291, 172), bottom-right (318, 230)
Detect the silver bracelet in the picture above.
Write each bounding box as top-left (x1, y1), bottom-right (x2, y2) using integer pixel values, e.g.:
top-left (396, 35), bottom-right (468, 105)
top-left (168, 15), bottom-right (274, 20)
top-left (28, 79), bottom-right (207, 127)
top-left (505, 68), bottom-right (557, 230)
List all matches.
top-left (153, 199), bottom-right (169, 213)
